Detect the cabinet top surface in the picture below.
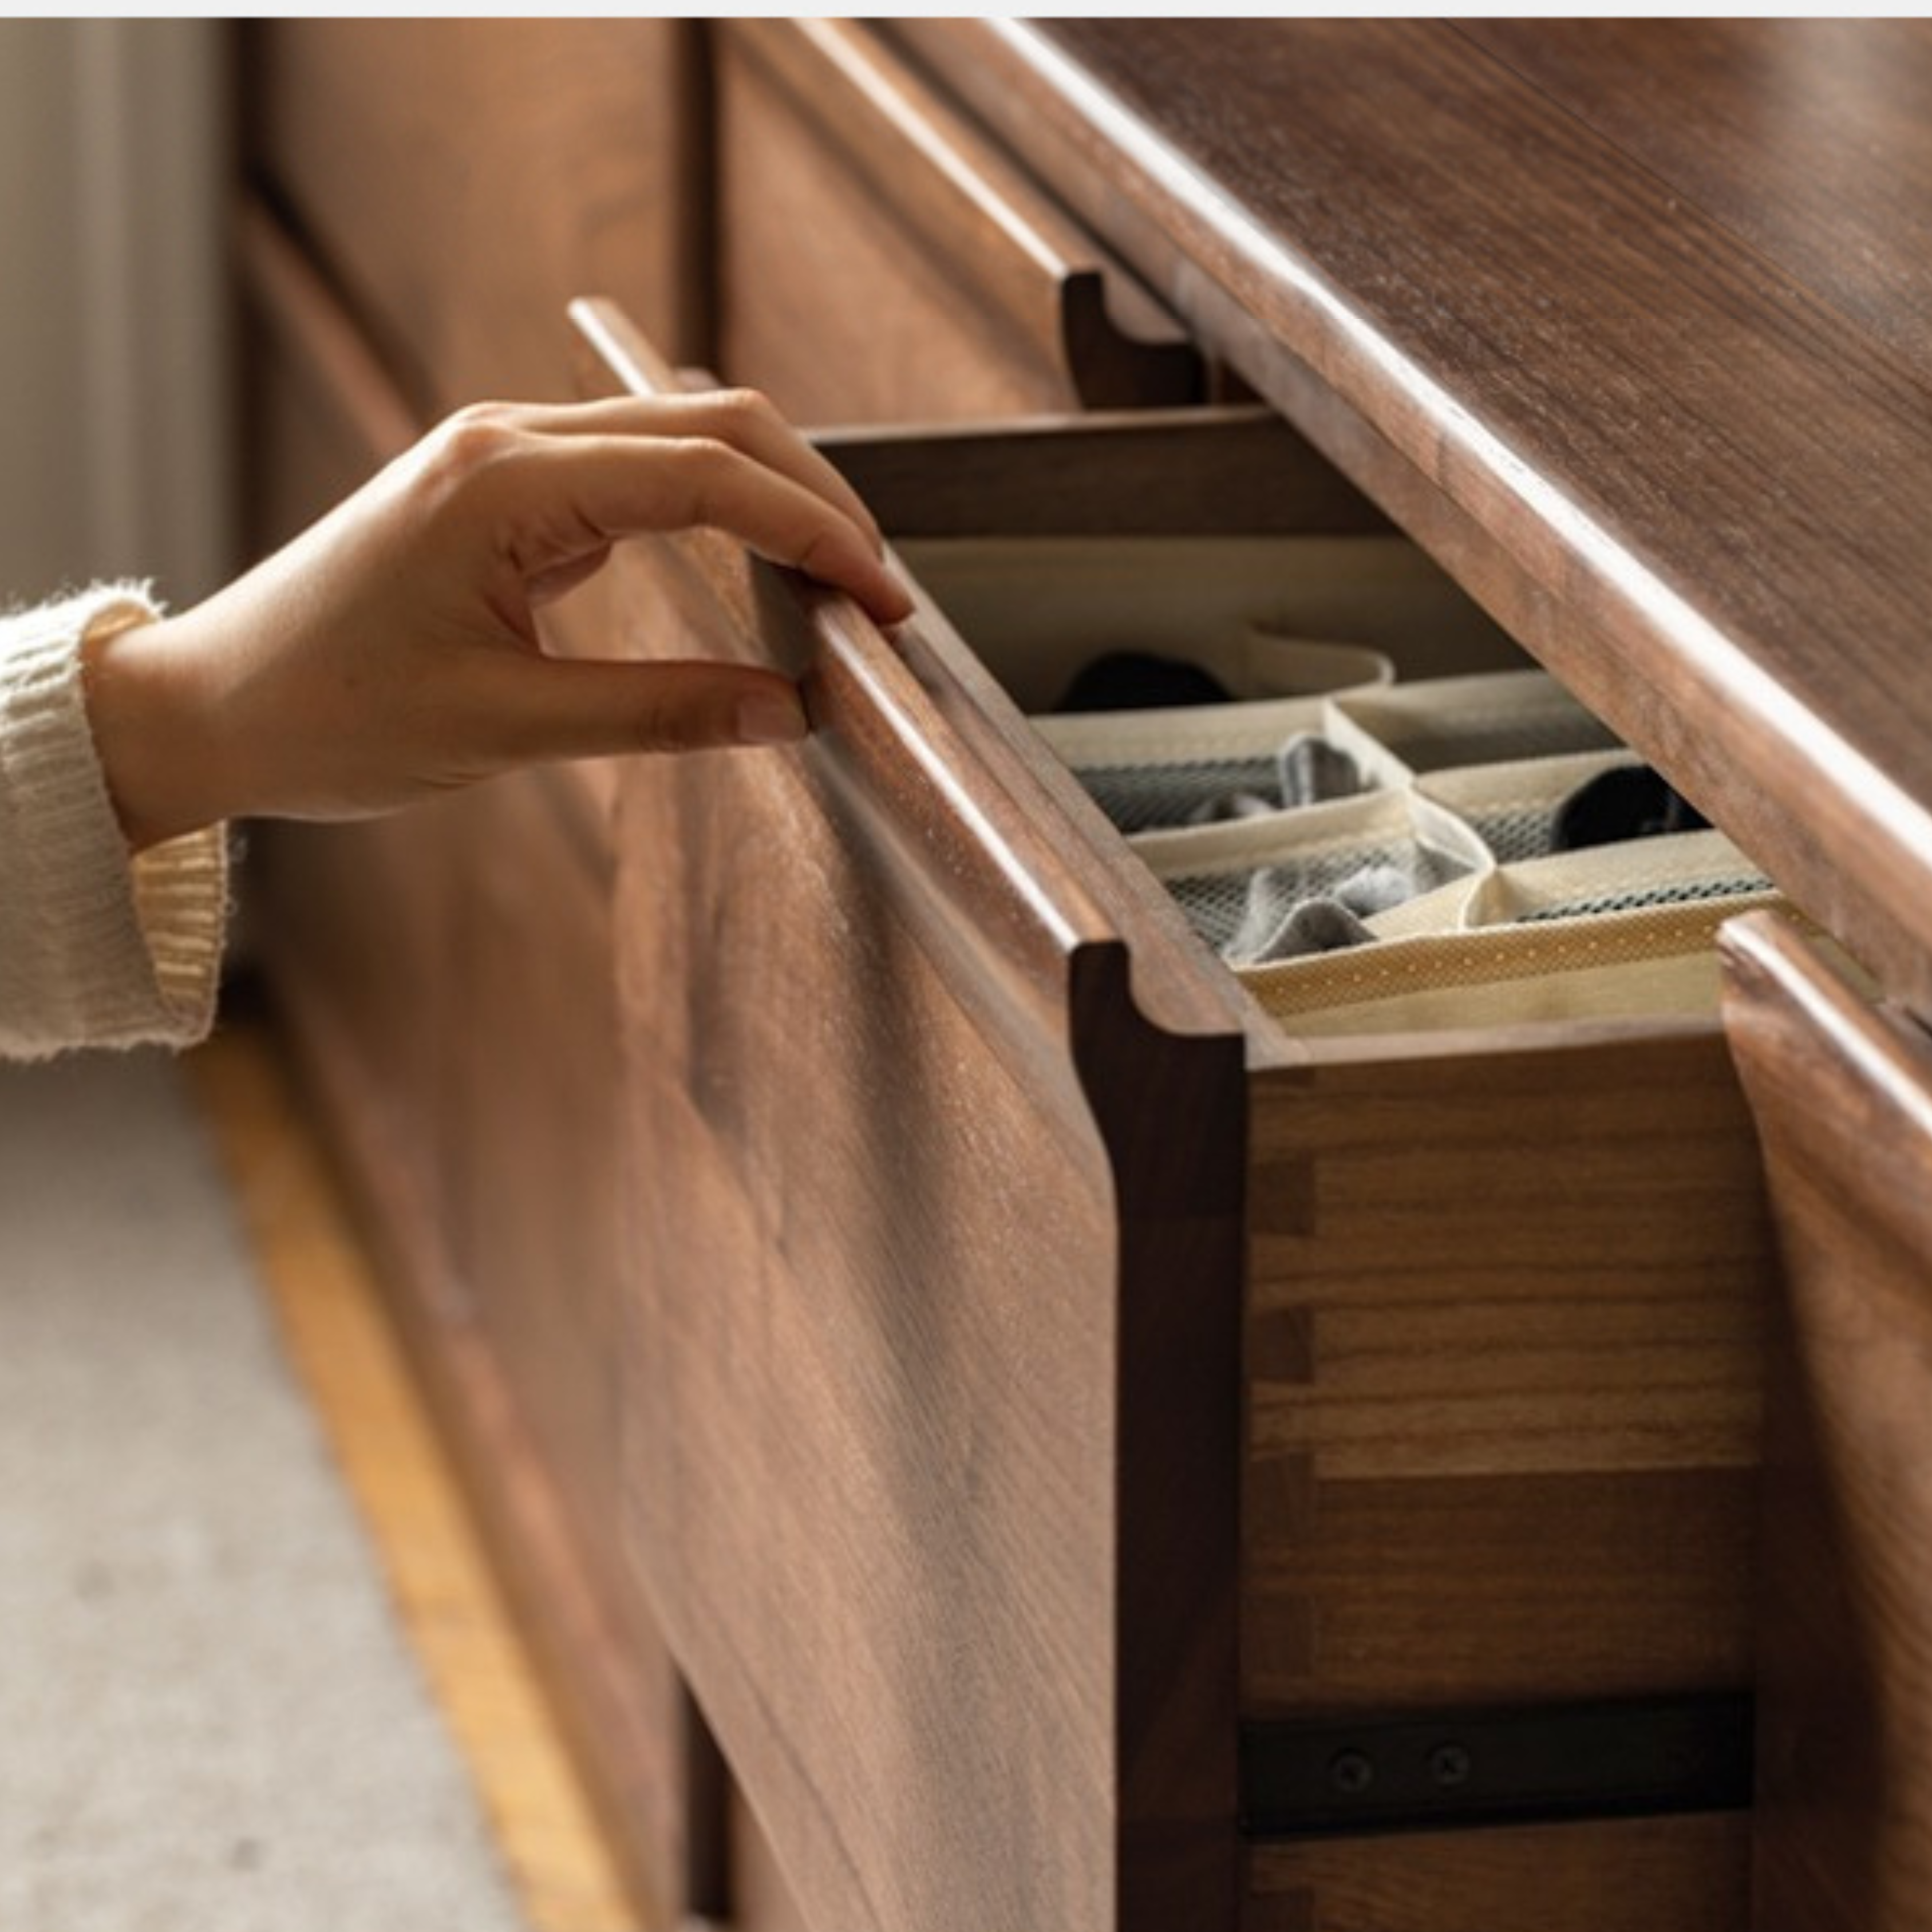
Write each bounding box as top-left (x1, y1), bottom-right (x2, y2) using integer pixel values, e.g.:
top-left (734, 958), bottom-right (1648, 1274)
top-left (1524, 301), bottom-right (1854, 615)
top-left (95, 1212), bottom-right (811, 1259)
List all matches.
top-left (911, 19), bottom-right (1932, 1008)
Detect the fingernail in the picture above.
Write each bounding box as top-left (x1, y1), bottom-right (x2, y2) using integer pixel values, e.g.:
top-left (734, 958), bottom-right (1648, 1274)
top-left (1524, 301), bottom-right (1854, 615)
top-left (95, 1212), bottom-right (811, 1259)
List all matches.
top-left (868, 566), bottom-right (915, 626)
top-left (736, 686), bottom-right (809, 746)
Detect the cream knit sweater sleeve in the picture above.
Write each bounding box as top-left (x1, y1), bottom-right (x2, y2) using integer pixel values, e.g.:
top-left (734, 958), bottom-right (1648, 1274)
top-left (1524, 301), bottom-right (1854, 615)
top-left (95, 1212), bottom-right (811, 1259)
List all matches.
top-left (0, 585), bottom-right (228, 1059)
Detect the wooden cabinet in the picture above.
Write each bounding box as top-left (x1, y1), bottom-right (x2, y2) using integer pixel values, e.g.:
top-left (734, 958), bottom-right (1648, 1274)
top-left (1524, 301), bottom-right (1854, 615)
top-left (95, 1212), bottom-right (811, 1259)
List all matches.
top-left (235, 21), bottom-right (1932, 1932)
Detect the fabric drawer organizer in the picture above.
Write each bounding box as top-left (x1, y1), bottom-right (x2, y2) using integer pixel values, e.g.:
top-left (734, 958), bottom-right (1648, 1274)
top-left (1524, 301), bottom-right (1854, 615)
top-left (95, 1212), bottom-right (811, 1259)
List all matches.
top-left (1030, 666), bottom-right (1787, 1032)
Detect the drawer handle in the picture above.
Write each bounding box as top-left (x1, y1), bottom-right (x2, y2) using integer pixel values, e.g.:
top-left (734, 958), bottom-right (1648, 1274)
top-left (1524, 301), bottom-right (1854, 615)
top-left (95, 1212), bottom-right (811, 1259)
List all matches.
top-left (235, 195), bottom-right (423, 464)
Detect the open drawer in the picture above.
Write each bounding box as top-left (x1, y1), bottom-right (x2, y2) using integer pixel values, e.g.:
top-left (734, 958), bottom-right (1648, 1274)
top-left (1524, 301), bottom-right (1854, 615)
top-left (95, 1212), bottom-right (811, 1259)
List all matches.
top-left (575, 301), bottom-right (1773, 1932)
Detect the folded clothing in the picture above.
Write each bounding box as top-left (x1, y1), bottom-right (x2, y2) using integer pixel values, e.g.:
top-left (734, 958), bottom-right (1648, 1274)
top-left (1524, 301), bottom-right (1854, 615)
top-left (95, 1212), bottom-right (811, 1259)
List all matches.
top-left (1228, 850), bottom-right (1468, 965)
top-left (1551, 764), bottom-right (1710, 850)
top-left (1052, 650), bottom-right (1235, 712)
top-left (1077, 731), bottom-right (1368, 833)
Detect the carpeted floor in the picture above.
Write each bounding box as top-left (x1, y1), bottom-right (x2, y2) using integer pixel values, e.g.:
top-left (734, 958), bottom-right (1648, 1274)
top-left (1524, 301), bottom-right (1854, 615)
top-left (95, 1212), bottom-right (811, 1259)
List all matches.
top-left (0, 1046), bottom-right (529, 1932)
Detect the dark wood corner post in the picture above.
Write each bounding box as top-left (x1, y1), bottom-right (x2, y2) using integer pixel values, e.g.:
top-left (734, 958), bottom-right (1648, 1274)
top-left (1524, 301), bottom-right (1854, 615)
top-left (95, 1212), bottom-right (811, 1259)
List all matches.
top-left (1071, 942), bottom-right (1247, 1932)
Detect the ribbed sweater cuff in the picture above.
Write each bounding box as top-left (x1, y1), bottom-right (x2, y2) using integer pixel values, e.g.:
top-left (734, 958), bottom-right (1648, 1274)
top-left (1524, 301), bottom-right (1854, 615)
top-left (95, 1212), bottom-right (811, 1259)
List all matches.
top-left (0, 586), bottom-right (229, 1058)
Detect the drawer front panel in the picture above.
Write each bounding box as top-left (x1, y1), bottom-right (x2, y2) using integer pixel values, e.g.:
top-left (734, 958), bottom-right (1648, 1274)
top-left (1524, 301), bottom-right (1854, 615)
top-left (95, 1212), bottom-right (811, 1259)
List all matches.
top-left (580, 305), bottom-right (1247, 1932)
top-left (1722, 912), bottom-right (1932, 1932)
top-left (244, 19), bottom-right (704, 414)
top-left (716, 21), bottom-right (1200, 423)
top-left (444, 778), bottom-right (626, 1565)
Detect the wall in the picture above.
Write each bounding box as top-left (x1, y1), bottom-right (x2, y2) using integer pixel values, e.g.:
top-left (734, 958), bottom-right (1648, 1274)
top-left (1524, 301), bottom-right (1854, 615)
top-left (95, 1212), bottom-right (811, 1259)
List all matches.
top-left (0, 20), bottom-right (231, 610)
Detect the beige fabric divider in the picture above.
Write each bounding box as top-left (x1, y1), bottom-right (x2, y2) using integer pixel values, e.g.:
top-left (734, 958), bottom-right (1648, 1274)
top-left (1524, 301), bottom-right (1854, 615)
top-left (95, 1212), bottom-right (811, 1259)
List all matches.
top-left (1033, 670), bottom-right (1608, 826)
top-left (1329, 670), bottom-right (1620, 772)
top-left (1243, 894), bottom-right (1792, 1037)
top-left (1135, 787), bottom-right (1494, 897)
top-left (1246, 829), bottom-right (1780, 1036)
top-left (1030, 688), bottom-right (1337, 772)
top-left (899, 534), bottom-right (1530, 713)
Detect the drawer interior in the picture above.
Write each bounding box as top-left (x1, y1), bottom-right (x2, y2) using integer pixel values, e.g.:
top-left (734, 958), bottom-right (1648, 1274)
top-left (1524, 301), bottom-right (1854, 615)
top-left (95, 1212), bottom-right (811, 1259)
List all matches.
top-left (833, 408), bottom-right (1794, 1045)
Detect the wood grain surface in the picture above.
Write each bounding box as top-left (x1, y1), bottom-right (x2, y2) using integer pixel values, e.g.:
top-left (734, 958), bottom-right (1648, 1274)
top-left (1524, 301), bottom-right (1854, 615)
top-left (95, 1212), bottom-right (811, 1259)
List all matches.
top-left (1244, 1026), bottom-right (1771, 1701)
top-left (1246, 1811), bottom-right (1749, 1932)
top-left (1464, 19), bottom-right (1932, 374)
top-left (579, 300), bottom-right (1249, 1932)
top-left (723, 1777), bottom-right (816, 1932)
top-left (813, 406), bottom-right (1390, 539)
top-left (894, 21), bottom-right (1932, 1021)
top-left (1722, 912), bottom-right (1932, 1932)
top-left (715, 19), bottom-right (1199, 423)
top-left (1243, 1024), bottom-right (1766, 1926)
top-left (241, 19), bottom-right (706, 414)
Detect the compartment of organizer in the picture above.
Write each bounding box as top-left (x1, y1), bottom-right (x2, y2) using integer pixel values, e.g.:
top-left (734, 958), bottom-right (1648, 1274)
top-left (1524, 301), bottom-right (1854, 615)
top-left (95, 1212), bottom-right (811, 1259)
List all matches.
top-left (1128, 789), bottom-right (1495, 964)
top-left (902, 533), bottom-right (1530, 714)
top-left (1229, 740), bottom-right (1774, 1029)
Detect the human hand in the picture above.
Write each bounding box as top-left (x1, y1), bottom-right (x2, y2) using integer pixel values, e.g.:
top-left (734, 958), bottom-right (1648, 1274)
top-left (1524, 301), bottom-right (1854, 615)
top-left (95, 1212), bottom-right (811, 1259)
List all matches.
top-left (80, 391), bottom-right (915, 850)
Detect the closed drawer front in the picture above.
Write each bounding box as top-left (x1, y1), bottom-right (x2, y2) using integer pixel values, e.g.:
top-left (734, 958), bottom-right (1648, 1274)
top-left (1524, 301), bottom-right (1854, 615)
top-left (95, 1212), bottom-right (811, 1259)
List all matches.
top-left (1722, 914), bottom-right (1932, 1932)
top-left (716, 20), bottom-right (1201, 423)
top-left (578, 302), bottom-right (1775, 1932)
top-left (243, 19), bottom-right (704, 415)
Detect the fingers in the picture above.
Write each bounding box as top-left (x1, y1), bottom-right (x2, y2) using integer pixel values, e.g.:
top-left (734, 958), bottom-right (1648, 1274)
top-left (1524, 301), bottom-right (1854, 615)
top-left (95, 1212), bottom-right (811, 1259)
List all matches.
top-left (525, 433), bottom-right (915, 627)
top-left (417, 397), bottom-right (914, 626)
top-left (498, 391), bottom-right (887, 552)
top-left (460, 653), bottom-right (811, 769)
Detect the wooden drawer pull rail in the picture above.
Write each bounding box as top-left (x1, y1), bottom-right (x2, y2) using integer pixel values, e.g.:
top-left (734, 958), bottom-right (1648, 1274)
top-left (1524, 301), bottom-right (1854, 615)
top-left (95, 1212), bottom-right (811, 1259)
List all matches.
top-left (235, 193), bottom-right (423, 464)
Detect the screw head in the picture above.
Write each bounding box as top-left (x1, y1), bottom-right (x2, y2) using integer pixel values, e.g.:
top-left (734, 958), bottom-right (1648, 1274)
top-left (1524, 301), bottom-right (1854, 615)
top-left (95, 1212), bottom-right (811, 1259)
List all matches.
top-left (1328, 1748), bottom-right (1376, 1795)
top-left (1429, 1741), bottom-right (1472, 1788)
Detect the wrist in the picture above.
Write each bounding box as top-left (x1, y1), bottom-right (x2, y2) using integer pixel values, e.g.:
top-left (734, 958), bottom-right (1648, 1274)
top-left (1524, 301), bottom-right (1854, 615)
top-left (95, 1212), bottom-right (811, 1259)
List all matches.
top-left (80, 609), bottom-right (227, 851)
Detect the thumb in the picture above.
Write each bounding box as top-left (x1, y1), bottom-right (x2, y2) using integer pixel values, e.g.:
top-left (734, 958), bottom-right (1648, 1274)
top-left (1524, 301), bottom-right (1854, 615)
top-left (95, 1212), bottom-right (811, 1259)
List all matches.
top-left (469, 654), bottom-right (809, 769)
